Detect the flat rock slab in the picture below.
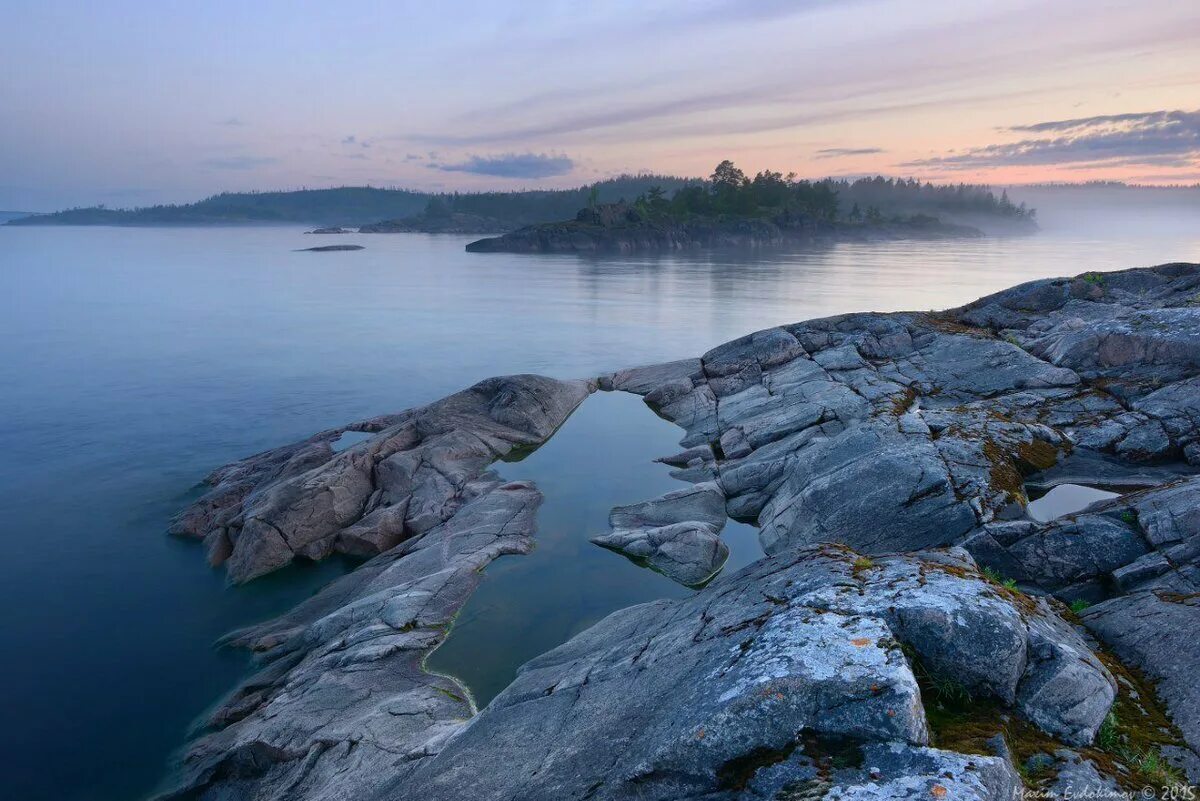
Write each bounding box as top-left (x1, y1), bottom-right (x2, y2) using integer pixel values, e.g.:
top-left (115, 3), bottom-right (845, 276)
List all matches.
top-left (390, 545), bottom-right (1107, 801)
top-left (157, 477), bottom-right (542, 801)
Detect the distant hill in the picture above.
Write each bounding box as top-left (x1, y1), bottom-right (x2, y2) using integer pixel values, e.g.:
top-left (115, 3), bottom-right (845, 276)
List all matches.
top-left (6, 176), bottom-right (700, 229)
top-left (0, 210), bottom-right (38, 223)
top-left (6, 187), bottom-right (430, 227)
top-left (7, 172), bottom-right (1055, 234)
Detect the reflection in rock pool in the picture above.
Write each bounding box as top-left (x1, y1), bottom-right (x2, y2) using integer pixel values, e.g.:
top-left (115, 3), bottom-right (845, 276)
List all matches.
top-left (1025, 483), bottom-right (1122, 523)
top-left (426, 389), bottom-right (763, 707)
top-left (330, 429), bottom-right (374, 452)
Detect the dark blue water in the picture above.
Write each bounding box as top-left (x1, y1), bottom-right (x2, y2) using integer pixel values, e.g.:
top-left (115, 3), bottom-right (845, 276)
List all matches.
top-left (2, 225), bottom-right (1197, 800)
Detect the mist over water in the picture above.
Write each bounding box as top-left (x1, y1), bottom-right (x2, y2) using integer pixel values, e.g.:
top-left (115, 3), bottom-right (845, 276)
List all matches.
top-left (1, 216), bottom-right (1198, 800)
top-left (1009, 185), bottom-right (1200, 238)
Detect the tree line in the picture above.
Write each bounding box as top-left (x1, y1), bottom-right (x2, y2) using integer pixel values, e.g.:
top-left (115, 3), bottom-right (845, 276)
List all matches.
top-left (622, 161), bottom-right (1034, 225)
top-left (13, 165), bottom-right (1032, 227)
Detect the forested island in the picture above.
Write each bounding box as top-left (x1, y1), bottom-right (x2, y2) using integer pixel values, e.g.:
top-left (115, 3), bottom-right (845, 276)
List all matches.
top-left (466, 161), bottom-right (1036, 253)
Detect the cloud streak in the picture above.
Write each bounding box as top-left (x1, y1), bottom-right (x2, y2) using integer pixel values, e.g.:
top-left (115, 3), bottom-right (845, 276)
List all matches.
top-left (816, 147), bottom-right (884, 158)
top-left (430, 152), bottom-right (574, 178)
top-left (906, 109), bottom-right (1200, 170)
top-left (199, 156), bottom-right (279, 170)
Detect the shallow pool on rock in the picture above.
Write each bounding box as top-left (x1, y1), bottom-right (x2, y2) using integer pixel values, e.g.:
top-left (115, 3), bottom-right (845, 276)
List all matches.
top-left (1026, 483), bottom-right (1122, 522)
top-left (427, 389), bottom-right (763, 707)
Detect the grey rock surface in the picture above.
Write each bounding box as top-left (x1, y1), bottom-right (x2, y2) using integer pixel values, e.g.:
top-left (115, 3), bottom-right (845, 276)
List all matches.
top-left (391, 546), bottom-right (1105, 800)
top-left (964, 475), bottom-right (1200, 772)
top-left (819, 743), bottom-right (1021, 801)
top-left (1083, 590), bottom-right (1200, 782)
top-left (1046, 750), bottom-right (1123, 798)
top-left (163, 264), bottom-right (1200, 800)
top-left (170, 374), bottom-right (593, 582)
top-left (607, 264), bottom-right (1200, 561)
top-left (157, 476), bottom-right (541, 801)
top-left (592, 482), bottom-right (730, 586)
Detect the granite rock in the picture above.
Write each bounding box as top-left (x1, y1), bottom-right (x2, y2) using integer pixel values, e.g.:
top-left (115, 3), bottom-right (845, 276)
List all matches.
top-left (157, 477), bottom-right (542, 801)
top-left (390, 546), bottom-right (1108, 800)
top-left (592, 482), bottom-right (730, 586)
top-left (170, 374), bottom-right (593, 582)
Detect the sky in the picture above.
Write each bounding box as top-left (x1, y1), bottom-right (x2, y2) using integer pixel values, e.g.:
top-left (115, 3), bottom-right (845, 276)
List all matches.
top-left (1, 0), bottom-right (1198, 210)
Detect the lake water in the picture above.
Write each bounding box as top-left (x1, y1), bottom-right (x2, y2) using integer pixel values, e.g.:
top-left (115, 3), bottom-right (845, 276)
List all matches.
top-left (2, 224), bottom-right (1198, 800)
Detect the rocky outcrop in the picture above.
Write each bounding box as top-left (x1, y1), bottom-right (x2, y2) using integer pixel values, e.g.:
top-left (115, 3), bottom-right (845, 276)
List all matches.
top-left (963, 474), bottom-right (1200, 779)
top-left (606, 313), bottom-right (1080, 557)
top-left (602, 263), bottom-right (1200, 783)
top-left (297, 243), bottom-right (364, 251)
top-left (591, 482), bottom-right (729, 586)
top-left (170, 374), bottom-right (594, 582)
top-left (607, 265), bottom-right (1200, 558)
top-left (392, 546), bottom-right (1107, 800)
top-left (163, 263), bottom-right (1200, 799)
top-left (157, 476), bottom-right (542, 801)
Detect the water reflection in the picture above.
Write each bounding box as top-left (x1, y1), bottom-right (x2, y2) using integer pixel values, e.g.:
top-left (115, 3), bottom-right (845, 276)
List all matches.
top-left (427, 390), bottom-right (755, 707)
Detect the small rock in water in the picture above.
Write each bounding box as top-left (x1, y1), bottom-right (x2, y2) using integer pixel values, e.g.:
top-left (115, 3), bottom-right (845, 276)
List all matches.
top-left (591, 482), bottom-right (729, 586)
top-left (298, 243), bottom-right (364, 251)
top-left (1026, 484), bottom-right (1121, 523)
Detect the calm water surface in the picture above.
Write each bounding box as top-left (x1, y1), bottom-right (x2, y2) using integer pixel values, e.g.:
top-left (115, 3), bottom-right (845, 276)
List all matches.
top-left (1, 225), bottom-right (1198, 800)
